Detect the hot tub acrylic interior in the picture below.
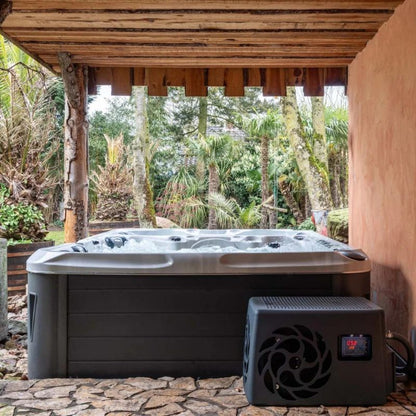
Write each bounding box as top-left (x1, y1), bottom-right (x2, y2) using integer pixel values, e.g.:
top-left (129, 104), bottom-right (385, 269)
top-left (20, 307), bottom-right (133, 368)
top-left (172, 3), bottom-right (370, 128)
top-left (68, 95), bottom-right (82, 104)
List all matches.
top-left (26, 229), bottom-right (371, 379)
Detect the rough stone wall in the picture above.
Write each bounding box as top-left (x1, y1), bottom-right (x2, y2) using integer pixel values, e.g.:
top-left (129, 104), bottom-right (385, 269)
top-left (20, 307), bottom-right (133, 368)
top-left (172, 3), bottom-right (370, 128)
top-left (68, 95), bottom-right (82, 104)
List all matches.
top-left (0, 239), bottom-right (7, 341)
top-left (348, 0), bottom-right (416, 336)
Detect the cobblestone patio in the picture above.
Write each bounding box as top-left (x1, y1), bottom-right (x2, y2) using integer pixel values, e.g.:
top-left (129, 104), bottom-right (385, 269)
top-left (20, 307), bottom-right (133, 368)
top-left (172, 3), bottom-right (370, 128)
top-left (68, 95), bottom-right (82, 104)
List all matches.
top-left (0, 377), bottom-right (416, 416)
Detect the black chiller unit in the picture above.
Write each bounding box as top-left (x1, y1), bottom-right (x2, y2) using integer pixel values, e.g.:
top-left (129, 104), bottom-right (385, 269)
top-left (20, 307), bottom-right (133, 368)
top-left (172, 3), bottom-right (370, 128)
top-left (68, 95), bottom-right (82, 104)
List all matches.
top-left (243, 296), bottom-right (396, 406)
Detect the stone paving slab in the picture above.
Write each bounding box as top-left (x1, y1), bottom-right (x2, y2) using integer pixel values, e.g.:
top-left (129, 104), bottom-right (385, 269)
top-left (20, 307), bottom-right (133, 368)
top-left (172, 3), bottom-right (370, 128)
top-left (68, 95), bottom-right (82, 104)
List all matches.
top-left (0, 378), bottom-right (415, 416)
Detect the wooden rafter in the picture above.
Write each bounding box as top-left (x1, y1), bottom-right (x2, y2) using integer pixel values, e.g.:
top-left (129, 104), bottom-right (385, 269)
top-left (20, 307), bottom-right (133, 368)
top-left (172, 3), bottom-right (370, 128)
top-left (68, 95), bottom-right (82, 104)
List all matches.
top-left (0, 0), bottom-right (405, 96)
top-left (89, 67), bottom-right (346, 97)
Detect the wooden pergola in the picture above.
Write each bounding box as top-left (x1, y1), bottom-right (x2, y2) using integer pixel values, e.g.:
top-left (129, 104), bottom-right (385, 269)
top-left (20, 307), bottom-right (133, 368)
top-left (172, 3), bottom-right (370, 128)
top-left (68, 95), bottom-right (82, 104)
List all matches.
top-left (0, 0), bottom-right (404, 242)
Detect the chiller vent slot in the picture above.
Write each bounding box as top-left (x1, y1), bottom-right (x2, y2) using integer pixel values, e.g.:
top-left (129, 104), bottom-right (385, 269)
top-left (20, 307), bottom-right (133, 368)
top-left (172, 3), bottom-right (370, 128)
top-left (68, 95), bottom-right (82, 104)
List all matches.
top-left (257, 325), bottom-right (332, 401)
top-left (28, 292), bottom-right (38, 342)
top-left (243, 315), bottom-right (251, 384)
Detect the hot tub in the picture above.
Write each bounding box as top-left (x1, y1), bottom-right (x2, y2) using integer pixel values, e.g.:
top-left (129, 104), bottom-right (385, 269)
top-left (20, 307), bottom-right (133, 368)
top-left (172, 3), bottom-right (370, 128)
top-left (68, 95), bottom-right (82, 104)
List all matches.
top-left (27, 229), bottom-right (370, 379)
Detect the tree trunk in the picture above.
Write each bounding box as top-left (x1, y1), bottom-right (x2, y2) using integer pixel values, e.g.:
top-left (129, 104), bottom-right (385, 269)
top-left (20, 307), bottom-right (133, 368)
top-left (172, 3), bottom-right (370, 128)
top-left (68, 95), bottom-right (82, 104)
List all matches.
top-left (132, 86), bottom-right (156, 228)
top-left (260, 135), bottom-right (270, 228)
top-left (311, 97), bottom-right (329, 170)
top-left (278, 179), bottom-right (305, 224)
top-left (207, 163), bottom-right (219, 229)
top-left (58, 53), bottom-right (89, 243)
top-left (283, 87), bottom-right (333, 212)
top-left (196, 97), bottom-right (208, 183)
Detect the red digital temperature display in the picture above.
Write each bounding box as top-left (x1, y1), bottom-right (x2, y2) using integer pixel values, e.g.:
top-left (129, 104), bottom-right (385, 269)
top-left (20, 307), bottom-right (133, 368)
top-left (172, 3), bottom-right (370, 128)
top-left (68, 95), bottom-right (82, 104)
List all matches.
top-left (339, 335), bottom-right (372, 360)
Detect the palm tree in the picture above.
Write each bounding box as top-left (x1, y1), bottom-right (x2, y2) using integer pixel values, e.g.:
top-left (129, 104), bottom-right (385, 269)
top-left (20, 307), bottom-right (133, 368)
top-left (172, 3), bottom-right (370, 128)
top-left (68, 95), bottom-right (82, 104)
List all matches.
top-left (0, 36), bottom-right (57, 239)
top-left (245, 110), bottom-right (282, 228)
top-left (325, 107), bottom-right (348, 208)
top-left (91, 133), bottom-right (133, 221)
top-left (192, 134), bottom-right (236, 229)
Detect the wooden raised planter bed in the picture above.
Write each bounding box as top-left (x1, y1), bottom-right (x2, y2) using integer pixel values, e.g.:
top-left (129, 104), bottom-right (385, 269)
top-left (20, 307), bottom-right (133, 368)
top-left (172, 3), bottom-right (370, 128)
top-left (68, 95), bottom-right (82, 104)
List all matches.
top-left (7, 240), bottom-right (55, 295)
top-left (88, 220), bottom-right (140, 236)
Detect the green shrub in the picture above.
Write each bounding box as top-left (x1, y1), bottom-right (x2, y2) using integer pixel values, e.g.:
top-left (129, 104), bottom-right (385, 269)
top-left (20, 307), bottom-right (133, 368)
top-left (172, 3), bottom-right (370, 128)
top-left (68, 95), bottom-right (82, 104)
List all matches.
top-left (0, 185), bottom-right (47, 242)
top-left (297, 218), bottom-right (316, 231)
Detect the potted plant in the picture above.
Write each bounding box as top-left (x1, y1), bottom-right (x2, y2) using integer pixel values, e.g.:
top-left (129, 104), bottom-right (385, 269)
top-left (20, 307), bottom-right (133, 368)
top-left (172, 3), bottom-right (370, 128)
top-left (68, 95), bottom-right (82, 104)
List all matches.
top-left (0, 39), bottom-right (57, 294)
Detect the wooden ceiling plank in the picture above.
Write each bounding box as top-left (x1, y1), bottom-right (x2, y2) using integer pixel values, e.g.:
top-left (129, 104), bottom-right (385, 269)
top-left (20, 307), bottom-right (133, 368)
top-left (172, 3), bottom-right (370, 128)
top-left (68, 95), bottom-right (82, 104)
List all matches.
top-left (146, 68), bottom-right (168, 96)
top-left (8, 29), bottom-right (375, 46)
top-left (263, 68), bottom-right (286, 97)
top-left (11, 0), bottom-right (404, 11)
top-left (224, 68), bottom-right (244, 97)
top-left (40, 54), bottom-right (355, 68)
top-left (24, 43), bottom-right (363, 57)
top-left (303, 68), bottom-right (326, 96)
top-left (3, 12), bottom-right (391, 31)
top-left (111, 67), bottom-right (132, 96)
top-left (185, 68), bottom-right (207, 97)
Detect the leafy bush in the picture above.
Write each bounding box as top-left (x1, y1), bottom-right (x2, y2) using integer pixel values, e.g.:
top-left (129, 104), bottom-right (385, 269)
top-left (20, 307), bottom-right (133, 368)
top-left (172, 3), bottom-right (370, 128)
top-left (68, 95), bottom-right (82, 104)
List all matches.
top-left (297, 218), bottom-right (316, 231)
top-left (0, 185), bottom-right (47, 242)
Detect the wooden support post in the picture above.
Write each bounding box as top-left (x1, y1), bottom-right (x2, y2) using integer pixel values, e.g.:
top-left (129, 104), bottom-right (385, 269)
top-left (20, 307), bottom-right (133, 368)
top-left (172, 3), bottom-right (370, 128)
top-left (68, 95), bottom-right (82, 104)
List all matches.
top-left (58, 52), bottom-right (89, 243)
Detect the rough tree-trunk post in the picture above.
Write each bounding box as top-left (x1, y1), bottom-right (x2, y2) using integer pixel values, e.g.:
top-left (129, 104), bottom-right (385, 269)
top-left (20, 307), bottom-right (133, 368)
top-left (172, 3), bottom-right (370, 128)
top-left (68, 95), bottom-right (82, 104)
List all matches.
top-left (58, 53), bottom-right (89, 243)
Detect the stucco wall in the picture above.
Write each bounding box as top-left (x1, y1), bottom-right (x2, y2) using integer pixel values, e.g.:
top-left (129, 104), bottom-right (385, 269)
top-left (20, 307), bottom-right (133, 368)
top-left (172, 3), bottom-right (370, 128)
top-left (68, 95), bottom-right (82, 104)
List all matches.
top-left (348, 0), bottom-right (416, 336)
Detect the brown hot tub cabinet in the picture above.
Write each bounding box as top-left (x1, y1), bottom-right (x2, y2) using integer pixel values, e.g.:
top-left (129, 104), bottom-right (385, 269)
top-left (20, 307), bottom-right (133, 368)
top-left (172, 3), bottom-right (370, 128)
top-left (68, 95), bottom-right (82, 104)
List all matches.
top-left (26, 229), bottom-right (370, 379)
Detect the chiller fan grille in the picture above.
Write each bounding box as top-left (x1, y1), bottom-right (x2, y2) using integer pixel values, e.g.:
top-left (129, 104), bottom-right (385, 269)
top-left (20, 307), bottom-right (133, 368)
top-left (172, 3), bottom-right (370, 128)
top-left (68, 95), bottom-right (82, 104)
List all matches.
top-left (257, 325), bottom-right (332, 401)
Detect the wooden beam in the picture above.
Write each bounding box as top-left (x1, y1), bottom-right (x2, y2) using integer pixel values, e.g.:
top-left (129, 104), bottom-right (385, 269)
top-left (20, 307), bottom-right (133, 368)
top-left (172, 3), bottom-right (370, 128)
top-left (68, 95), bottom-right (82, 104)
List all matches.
top-left (4, 12), bottom-right (390, 30)
top-left (185, 69), bottom-right (207, 97)
top-left (245, 68), bottom-right (262, 87)
top-left (87, 67), bottom-right (97, 95)
top-left (7, 29), bottom-right (375, 46)
top-left (165, 68), bottom-right (185, 87)
top-left (304, 68), bottom-right (326, 96)
top-left (94, 67), bottom-right (112, 84)
top-left (146, 68), bottom-right (167, 96)
top-left (286, 68), bottom-right (305, 87)
top-left (41, 55), bottom-right (354, 68)
top-left (133, 67), bottom-right (145, 85)
top-left (0, 1), bottom-right (12, 24)
top-left (224, 68), bottom-right (244, 97)
top-left (11, 1), bottom-right (404, 10)
top-left (207, 68), bottom-right (224, 87)
top-left (263, 68), bottom-right (286, 96)
top-left (111, 67), bottom-right (132, 95)
top-left (58, 52), bottom-right (88, 243)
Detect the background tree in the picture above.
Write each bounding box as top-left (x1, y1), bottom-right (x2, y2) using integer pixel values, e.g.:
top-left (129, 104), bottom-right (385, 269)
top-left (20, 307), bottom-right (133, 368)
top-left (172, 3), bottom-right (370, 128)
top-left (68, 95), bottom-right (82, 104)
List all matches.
top-left (245, 110), bottom-right (282, 228)
top-left (283, 87), bottom-right (333, 213)
top-left (91, 133), bottom-right (133, 221)
top-left (132, 86), bottom-right (156, 227)
top-left (0, 37), bottom-right (58, 239)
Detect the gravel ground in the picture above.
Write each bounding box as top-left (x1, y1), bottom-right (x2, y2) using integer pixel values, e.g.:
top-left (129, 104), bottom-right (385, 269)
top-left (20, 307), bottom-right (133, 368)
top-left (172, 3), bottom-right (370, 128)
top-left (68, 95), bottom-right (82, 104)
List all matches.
top-left (1, 296), bottom-right (416, 415)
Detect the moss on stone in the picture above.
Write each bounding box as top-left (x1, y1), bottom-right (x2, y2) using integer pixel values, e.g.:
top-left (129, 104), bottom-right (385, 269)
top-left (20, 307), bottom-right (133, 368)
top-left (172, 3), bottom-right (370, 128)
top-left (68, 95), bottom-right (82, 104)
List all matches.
top-left (328, 208), bottom-right (349, 243)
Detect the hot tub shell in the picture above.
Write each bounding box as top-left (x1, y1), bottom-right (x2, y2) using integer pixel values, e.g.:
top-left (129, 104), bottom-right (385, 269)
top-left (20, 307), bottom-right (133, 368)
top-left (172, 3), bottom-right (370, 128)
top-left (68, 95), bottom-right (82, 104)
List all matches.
top-left (27, 229), bottom-right (371, 379)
